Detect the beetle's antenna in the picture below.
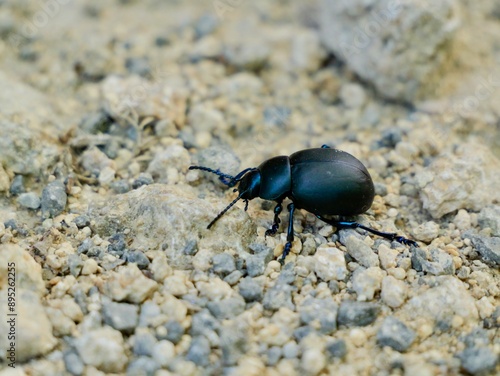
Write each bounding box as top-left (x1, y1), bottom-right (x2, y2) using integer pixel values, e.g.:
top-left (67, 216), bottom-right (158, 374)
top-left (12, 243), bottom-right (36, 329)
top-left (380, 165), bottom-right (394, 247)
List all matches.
top-left (207, 190), bottom-right (248, 229)
top-left (189, 166), bottom-right (257, 187)
top-left (189, 166), bottom-right (234, 183)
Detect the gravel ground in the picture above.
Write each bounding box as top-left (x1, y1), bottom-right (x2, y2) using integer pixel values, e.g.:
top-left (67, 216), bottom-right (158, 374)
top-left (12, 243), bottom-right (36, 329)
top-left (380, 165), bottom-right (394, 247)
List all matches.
top-left (0, 1), bottom-right (499, 375)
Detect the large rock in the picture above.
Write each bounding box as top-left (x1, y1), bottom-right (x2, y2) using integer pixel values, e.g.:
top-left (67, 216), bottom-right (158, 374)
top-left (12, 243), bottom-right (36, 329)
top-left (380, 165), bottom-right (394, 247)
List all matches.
top-left (0, 71), bottom-right (63, 175)
top-left (415, 142), bottom-right (500, 218)
top-left (319, 0), bottom-right (460, 102)
top-left (88, 184), bottom-right (255, 268)
top-left (401, 276), bottom-right (478, 326)
top-left (0, 244), bottom-right (45, 295)
top-left (0, 290), bottom-right (56, 362)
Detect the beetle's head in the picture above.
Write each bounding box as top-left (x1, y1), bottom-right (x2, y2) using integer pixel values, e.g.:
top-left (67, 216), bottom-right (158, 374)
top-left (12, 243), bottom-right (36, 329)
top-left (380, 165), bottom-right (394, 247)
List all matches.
top-left (237, 169), bottom-right (261, 200)
top-left (188, 165), bottom-right (260, 229)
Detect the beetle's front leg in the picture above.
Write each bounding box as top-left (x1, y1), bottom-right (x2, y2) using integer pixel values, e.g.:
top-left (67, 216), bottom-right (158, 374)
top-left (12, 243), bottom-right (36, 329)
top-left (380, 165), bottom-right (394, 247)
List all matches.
top-left (265, 202), bottom-right (283, 237)
top-left (279, 203), bottom-right (295, 265)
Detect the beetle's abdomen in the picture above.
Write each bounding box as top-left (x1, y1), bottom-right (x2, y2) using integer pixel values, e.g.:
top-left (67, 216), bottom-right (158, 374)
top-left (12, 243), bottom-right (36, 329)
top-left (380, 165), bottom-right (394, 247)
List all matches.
top-left (289, 148), bottom-right (374, 216)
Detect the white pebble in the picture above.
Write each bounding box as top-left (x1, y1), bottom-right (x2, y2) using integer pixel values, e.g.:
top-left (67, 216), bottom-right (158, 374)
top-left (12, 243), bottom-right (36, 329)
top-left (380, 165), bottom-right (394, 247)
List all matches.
top-left (301, 348), bottom-right (325, 375)
top-left (381, 275), bottom-right (407, 308)
top-left (313, 245), bottom-right (347, 281)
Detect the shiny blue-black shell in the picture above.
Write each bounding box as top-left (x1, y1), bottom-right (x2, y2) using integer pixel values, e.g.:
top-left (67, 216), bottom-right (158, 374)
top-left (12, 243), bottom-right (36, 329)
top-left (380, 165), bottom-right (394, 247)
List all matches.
top-left (246, 147), bottom-right (375, 216)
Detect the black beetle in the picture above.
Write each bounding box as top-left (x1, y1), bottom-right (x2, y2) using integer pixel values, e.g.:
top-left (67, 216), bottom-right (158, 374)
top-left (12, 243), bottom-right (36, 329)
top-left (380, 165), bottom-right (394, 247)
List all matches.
top-left (190, 145), bottom-right (417, 264)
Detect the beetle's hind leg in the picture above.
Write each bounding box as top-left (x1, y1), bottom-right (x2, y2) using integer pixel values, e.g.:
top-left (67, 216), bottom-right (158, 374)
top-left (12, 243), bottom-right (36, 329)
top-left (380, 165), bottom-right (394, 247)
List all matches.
top-left (317, 216), bottom-right (418, 248)
top-left (265, 202), bottom-right (283, 237)
top-left (279, 203), bottom-right (296, 265)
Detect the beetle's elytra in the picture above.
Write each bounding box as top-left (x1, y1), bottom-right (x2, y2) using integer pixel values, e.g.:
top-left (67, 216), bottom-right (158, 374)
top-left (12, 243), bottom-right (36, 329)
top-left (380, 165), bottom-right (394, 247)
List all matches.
top-left (190, 145), bottom-right (417, 264)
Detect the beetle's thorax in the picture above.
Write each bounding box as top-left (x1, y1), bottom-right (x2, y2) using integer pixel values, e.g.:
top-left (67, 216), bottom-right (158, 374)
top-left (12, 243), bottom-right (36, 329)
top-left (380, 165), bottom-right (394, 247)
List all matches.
top-left (257, 155), bottom-right (292, 201)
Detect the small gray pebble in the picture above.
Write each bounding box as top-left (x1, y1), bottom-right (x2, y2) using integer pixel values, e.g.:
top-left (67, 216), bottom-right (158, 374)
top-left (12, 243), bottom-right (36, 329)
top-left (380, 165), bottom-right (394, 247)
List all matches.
top-left (77, 238), bottom-right (93, 254)
top-left (483, 306), bottom-right (500, 329)
top-left (238, 277), bottom-right (263, 303)
top-left (342, 233), bottom-right (379, 267)
top-left (68, 254), bottom-right (84, 277)
top-left (219, 323), bottom-right (248, 366)
top-left (111, 179), bottom-right (130, 194)
top-left (464, 233), bottom-right (500, 265)
top-left (18, 46), bottom-right (38, 61)
top-left (412, 248), bottom-right (454, 275)
top-left (326, 339), bottom-right (347, 359)
top-left (478, 205), bottom-right (500, 236)
top-left (4, 219), bottom-right (17, 230)
top-left (159, 320), bottom-right (184, 344)
top-left (377, 127), bottom-right (402, 149)
top-left (73, 289), bottom-right (88, 315)
top-left (74, 215), bottom-right (90, 228)
top-left (182, 239), bottom-right (198, 256)
top-left (103, 140), bottom-right (120, 159)
top-left (373, 182), bottom-right (388, 197)
top-left (263, 106), bottom-right (291, 128)
top-left (108, 233), bottom-right (128, 255)
top-left (400, 182), bottom-right (418, 197)
top-left (207, 297), bottom-right (245, 320)
top-left (102, 300), bottom-right (139, 334)
top-left (17, 192), bottom-right (40, 209)
top-left (212, 253), bottom-right (236, 276)
top-left (80, 111), bottom-right (111, 134)
top-left (132, 173), bottom-right (154, 189)
top-left (376, 317), bottom-right (416, 352)
top-left (126, 356), bottom-right (159, 376)
top-left (63, 350), bottom-right (84, 376)
top-left (246, 254), bottom-right (266, 277)
top-left (191, 310), bottom-right (220, 337)
top-left (194, 14), bottom-right (218, 39)
top-left (337, 301), bottom-right (380, 327)
top-left (87, 246), bottom-right (103, 258)
top-left (328, 280), bottom-right (340, 294)
top-left (267, 346), bottom-right (282, 366)
top-left (457, 346), bottom-right (498, 375)
top-left (249, 243), bottom-right (273, 259)
top-left (154, 35), bottom-right (170, 47)
top-left (299, 296), bottom-right (338, 334)
top-left (263, 283), bottom-right (295, 311)
top-left (224, 270), bottom-right (243, 285)
top-left (138, 302), bottom-right (161, 328)
top-left (277, 263), bottom-right (296, 285)
top-left (282, 342), bottom-right (299, 359)
top-left (182, 294), bottom-right (208, 308)
top-left (178, 129), bottom-right (196, 149)
top-left (125, 57), bottom-right (151, 77)
top-left (293, 326), bottom-right (314, 342)
top-left (133, 332), bottom-right (157, 356)
top-left (9, 175), bottom-right (25, 195)
top-left (186, 336), bottom-right (211, 366)
top-left (41, 180), bottom-right (67, 218)
top-left (125, 250), bottom-right (150, 269)
top-left (463, 328), bottom-right (490, 348)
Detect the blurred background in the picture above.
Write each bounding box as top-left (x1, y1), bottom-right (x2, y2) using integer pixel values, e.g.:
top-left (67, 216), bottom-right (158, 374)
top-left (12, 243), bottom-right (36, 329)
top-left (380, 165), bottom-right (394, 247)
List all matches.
top-left (0, 1), bottom-right (499, 375)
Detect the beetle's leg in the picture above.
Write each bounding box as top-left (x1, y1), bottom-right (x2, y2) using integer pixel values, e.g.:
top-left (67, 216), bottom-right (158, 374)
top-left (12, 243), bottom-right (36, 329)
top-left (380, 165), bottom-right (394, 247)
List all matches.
top-left (265, 202), bottom-right (283, 237)
top-left (317, 216), bottom-right (418, 248)
top-left (279, 203), bottom-right (295, 265)
top-left (321, 144), bottom-right (331, 149)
